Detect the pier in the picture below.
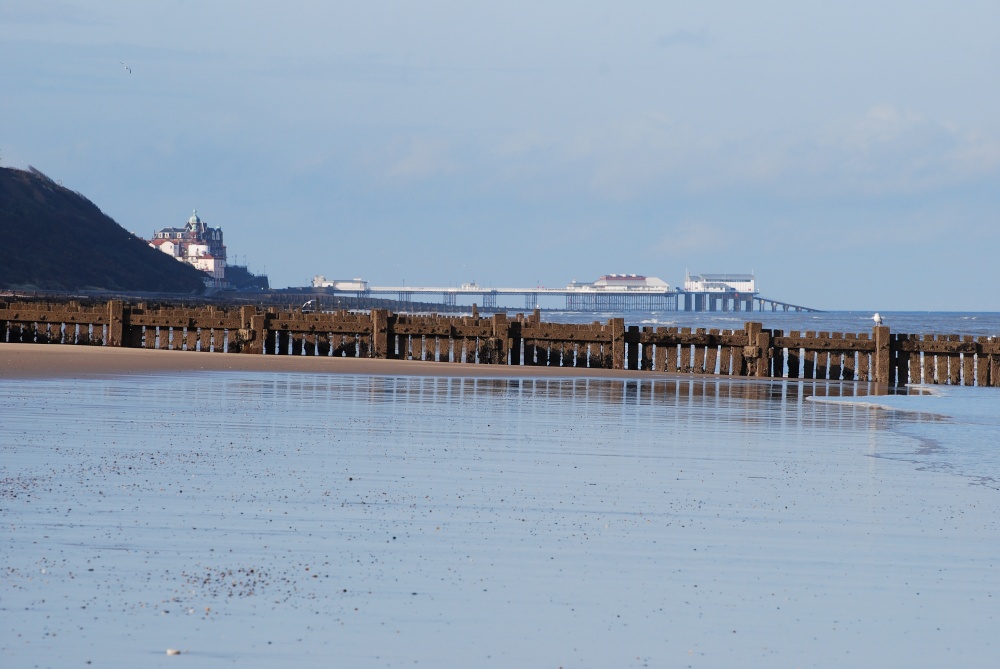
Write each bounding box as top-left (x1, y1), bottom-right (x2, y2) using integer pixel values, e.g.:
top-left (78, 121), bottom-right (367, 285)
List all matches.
top-left (312, 284), bottom-right (819, 313)
top-left (3, 299), bottom-right (998, 387)
top-left (310, 273), bottom-right (821, 313)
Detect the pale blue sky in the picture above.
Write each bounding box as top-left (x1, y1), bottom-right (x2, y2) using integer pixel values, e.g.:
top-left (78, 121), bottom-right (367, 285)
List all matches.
top-left (3, 1), bottom-right (999, 309)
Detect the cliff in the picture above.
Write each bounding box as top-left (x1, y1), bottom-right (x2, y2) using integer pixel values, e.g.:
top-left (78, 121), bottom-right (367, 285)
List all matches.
top-left (0, 166), bottom-right (207, 294)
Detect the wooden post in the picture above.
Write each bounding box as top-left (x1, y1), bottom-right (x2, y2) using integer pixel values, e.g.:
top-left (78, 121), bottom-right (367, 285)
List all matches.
top-left (755, 330), bottom-right (772, 377)
top-left (893, 334), bottom-right (908, 385)
top-left (626, 325), bottom-right (639, 370)
top-left (962, 335), bottom-right (975, 386)
top-left (874, 325), bottom-right (891, 384)
top-left (610, 318), bottom-right (625, 370)
top-left (744, 322), bottom-right (762, 377)
top-left (509, 320), bottom-right (522, 366)
top-left (107, 300), bottom-right (124, 347)
top-left (976, 337), bottom-right (990, 387)
top-left (371, 309), bottom-right (390, 359)
top-left (492, 313), bottom-right (509, 365)
top-left (246, 314), bottom-right (266, 354)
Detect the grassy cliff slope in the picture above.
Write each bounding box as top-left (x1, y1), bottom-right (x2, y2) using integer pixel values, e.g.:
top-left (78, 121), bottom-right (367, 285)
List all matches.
top-left (0, 166), bottom-right (207, 293)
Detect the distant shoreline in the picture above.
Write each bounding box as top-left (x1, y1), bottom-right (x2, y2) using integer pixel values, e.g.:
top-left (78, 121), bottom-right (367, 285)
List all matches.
top-left (0, 343), bottom-right (681, 381)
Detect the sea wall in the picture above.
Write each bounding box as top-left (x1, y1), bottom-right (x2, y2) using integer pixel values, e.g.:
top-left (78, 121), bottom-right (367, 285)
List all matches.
top-left (2, 300), bottom-right (998, 387)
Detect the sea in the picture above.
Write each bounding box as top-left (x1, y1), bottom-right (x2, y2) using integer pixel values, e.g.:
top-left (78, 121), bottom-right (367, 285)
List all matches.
top-left (2, 310), bottom-right (999, 668)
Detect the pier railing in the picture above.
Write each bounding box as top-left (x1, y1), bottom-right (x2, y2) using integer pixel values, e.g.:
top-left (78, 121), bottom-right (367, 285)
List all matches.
top-left (2, 300), bottom-right (998, 387)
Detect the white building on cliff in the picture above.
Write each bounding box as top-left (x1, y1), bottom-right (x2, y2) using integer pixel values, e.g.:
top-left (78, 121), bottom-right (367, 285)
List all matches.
top-left (149, 211), bottom-right (227, 287)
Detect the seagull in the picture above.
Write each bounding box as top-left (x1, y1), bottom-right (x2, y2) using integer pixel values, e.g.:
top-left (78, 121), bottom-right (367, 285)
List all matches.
top-left (872, 312), bottom-right (883, 326)
top-left (120, 61), bottom-right (131, 74)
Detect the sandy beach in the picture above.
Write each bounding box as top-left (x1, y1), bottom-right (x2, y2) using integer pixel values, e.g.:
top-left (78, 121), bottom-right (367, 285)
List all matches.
top-left (3, 341), bottom-right (998, 668)
top-left (0, 342), bottom-right (695, 381)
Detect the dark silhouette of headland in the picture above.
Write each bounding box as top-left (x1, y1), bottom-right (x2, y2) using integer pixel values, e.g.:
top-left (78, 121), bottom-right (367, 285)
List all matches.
top-left (0, 166), bottom-right (207, 294)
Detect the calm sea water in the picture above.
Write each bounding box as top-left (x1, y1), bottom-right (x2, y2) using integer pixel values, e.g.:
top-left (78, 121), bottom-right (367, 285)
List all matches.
top-left (538, 309), bottom-right (1000, 338)
top-left (3, 347), bottom-right (998, 668)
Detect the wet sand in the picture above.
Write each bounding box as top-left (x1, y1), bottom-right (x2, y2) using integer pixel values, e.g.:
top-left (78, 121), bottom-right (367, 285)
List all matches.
top-left (1, 343), bottom-right (669, 380)
top-left (3, 347), bottom-right (998, 667)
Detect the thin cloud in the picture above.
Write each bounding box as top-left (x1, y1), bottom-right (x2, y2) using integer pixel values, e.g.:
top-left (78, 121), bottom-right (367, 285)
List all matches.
top-left (0, 0), bottom-right (98, 25)
top-left (385, 138), bottom-right (457, 181)
top-left (655, 28), bottom-right (711, 48)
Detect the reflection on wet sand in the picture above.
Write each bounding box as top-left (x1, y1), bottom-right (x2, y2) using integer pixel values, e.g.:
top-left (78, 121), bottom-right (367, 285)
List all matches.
top-left (2, 372), bottom-right (995, 669)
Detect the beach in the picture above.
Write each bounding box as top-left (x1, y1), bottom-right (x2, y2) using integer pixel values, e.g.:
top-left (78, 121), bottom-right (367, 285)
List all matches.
top-left (1, 343), bottom-right (670, 381)
top-left (2, 343), bottom-right (999, 668)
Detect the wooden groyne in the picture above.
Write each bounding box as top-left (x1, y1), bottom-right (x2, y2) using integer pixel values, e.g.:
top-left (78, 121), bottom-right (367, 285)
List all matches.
top-left (2, 300), bottom-right (998, 387)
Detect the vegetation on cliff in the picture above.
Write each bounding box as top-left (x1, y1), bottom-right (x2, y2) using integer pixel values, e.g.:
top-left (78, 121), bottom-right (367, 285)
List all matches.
top-left (0, 166), bottom-right (207, 294)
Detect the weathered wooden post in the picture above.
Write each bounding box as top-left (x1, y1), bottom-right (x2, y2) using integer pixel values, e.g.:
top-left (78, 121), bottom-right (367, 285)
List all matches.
top-left (755, 328), bottom-right (772, 377)
top-left (234, 305), bottom-right (257, 353)
top-left (492, 313), bottom-right (509, 365)
top-left (107, 300), bottom-right (124, 347)
top-left (626, 325), bottom-right (639, 370)
top-left (874, 325), bottom-right (891, 384)
top-left (743, 322), bottom-right (762, 377)
top-left (610, 318), bottom-right (625, 370)
top-left (245, 313), bottom-right (266, 354)
top-left (509, 318), bottom-right (522, 366)
top-left (371, 309), bottom-right (390, 359)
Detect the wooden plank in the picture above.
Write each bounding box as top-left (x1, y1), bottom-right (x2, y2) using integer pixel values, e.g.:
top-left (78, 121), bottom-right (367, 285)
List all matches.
top-left (853, 333), bottom-right (867, 381)
top-left (168, 327), bottom-right (183, 350)
top-left (654, 341), bottom-right (667, 372)
top-left (828, 333), bottom-right (843, 380)
top-left (315, 332), bottom-right (330, 357)
top-left (198, 328), bottom-right (212, 353)
top-left (841, 333), bottom-right (856, 380)
top-left (0, 310), bottom-right (111, 326)
top-left (933, 337), bottom-right (947, 383)
top-left (991, 354), bottom-right (1000, 388)
top-left (962, 336), bottom-right (975, 386)
top-left (803, 331), bottom-right (816, 379)
top-left (907, 336), bottom-right (921, 384)
top-left (921, 337), bottom-right (934, 383)
top-left (814, 332), bottom-right (830, 379)
top-left (948, 335), bottom-right (961, 385)
top-left (521, 340), bottom-right (534, 366)
top-left (895, 339), bottom-right (978, 354)
top-left (156, 327), bottom-right (169, 350)
top-left (718, 331), bottom-right (732, 375)
top-left (705, 329), bottom-right (720, 375)
top-left (544, 342), bottom-right (557, 366)
top-left (640, 331), bottom-right (653, 370)
top-left (330, 334), bottom-right (344, 357)
top-left (785, 330), bottom-right (801, 378)
top-left (771, 336), bottom-right (876, 351)
top-left (976, 337), bottom-right (990, 387)
top-left (693, 328), bottom-right (707, 373)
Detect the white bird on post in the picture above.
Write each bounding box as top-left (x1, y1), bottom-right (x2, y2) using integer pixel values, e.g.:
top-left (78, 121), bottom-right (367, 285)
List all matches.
top-left (872, 313), bottom-right (883, 326)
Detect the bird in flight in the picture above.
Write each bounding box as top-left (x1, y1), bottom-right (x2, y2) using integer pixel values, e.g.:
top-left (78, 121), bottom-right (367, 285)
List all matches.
top-left (120, 61), bottom-right (131, 74)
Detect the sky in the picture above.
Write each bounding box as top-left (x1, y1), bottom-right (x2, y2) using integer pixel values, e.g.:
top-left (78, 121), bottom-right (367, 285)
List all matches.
top-left (2, 1), bottom-right (999, 311)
